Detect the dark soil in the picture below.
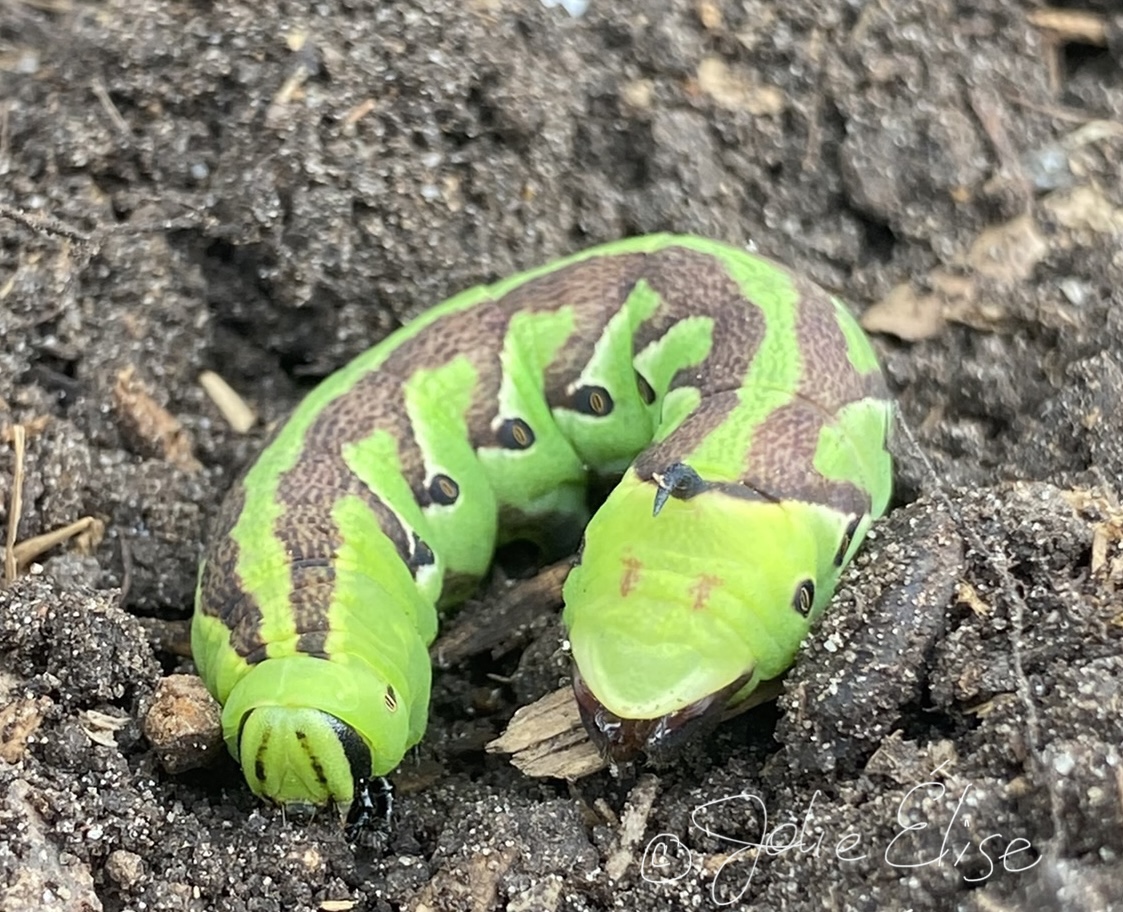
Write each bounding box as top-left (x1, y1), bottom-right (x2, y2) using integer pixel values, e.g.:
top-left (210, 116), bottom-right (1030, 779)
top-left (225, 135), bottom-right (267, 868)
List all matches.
top-left (2, 1), bottom-right (1123, 910)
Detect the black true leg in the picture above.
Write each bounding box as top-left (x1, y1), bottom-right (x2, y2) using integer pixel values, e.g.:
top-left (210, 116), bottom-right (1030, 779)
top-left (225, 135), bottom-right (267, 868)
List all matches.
top-left (345, 776), bottom-right (395, 841)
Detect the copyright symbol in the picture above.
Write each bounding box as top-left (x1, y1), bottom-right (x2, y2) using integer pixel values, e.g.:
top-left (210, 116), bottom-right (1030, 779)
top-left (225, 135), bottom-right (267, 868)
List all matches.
top-left (640, 833), bottom-right (693, 884)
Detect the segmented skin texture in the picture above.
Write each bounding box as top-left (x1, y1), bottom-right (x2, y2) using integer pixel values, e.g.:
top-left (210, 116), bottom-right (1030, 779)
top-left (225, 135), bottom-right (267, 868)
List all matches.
top-left (191, 234), bottom-right (893, 812)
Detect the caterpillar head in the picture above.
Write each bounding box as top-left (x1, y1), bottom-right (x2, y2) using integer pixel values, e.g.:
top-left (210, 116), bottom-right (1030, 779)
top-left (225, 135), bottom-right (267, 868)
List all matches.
top-left (236, 707), bottom-right (370, 821)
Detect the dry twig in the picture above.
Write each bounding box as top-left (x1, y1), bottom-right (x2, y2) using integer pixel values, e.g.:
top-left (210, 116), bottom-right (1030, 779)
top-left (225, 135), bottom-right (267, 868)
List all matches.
top-left (3, 423), bottom-right (25, 583)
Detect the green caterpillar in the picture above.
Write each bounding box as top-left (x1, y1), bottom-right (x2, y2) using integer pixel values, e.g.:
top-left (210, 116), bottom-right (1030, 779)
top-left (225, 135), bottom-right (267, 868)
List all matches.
top-left (191, 234), bottom-right (893, 815)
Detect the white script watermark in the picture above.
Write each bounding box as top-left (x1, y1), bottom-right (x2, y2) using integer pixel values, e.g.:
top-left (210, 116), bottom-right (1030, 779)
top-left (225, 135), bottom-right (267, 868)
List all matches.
top-left (640, 764), bottom-right (1041, 906)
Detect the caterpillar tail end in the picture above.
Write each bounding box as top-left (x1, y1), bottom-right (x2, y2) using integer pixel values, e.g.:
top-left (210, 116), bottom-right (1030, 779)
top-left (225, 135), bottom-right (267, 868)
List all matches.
top-left (571, 667), bottom-right (750, 765)
top-left (237, 706), bottom-right (372, 823)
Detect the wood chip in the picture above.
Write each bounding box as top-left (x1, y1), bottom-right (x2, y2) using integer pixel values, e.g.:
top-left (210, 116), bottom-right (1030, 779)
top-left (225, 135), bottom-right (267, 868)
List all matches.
top-left (0, 695), bottom-right (51, 763)
top-left (432, 560), bottom-right (570, 667)
top-left (80, 709), bottom-right (131, 748)
top-left (695, 0), bottom-right (723, 30)
top-left (605, 775), bottom-right (660, 881)
top-left (956, 581), bottom-right (993, 618)
top-left (861, 281), bottom-right (949, 342)
top-left (11, 516), bottom-right (105, 572)
top-left (198, 370), bottom-right (257, 433)
top-left (3, 422), bottom-right (25, 582)
top-left (1043, 185), bottom-right (1123, 235)
top-left (864, 214), bottom-right (1051, 341)
top-left (1027, 9), bottom-right (1108, 46)
top-left (489, 678), bottom-right (786, 779)
top-left (113, 366), bottom-right (202, 472)
top-left (695, 56), bottom-right (785, 115)
top-left (0, 416), bottom-right (50, 442)
top-left (486, 687), bottom-right (606, 779)
top-left (965, 214), bottom-right (1048, 282)
top-left (411, 846), bottom-right (518, 912)
top-left (342, 98), bottom-right (377, 130)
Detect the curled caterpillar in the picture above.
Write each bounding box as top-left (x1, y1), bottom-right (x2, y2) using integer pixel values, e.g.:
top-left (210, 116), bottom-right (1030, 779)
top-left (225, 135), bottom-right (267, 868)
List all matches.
top-left (191, 234), bottom-right (893, 816)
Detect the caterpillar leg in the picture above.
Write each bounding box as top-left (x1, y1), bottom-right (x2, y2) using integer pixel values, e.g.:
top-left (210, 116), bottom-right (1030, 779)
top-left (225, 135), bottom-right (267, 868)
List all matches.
top-left (345, 776), bottom-right (395, 842)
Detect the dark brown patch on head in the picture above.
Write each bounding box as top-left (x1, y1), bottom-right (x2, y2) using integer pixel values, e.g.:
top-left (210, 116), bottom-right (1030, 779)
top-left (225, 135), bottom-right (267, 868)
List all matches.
top-left (328, 715), bottom-right (372, 781)
top-left (250, 717), bottom-right (269, 783)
